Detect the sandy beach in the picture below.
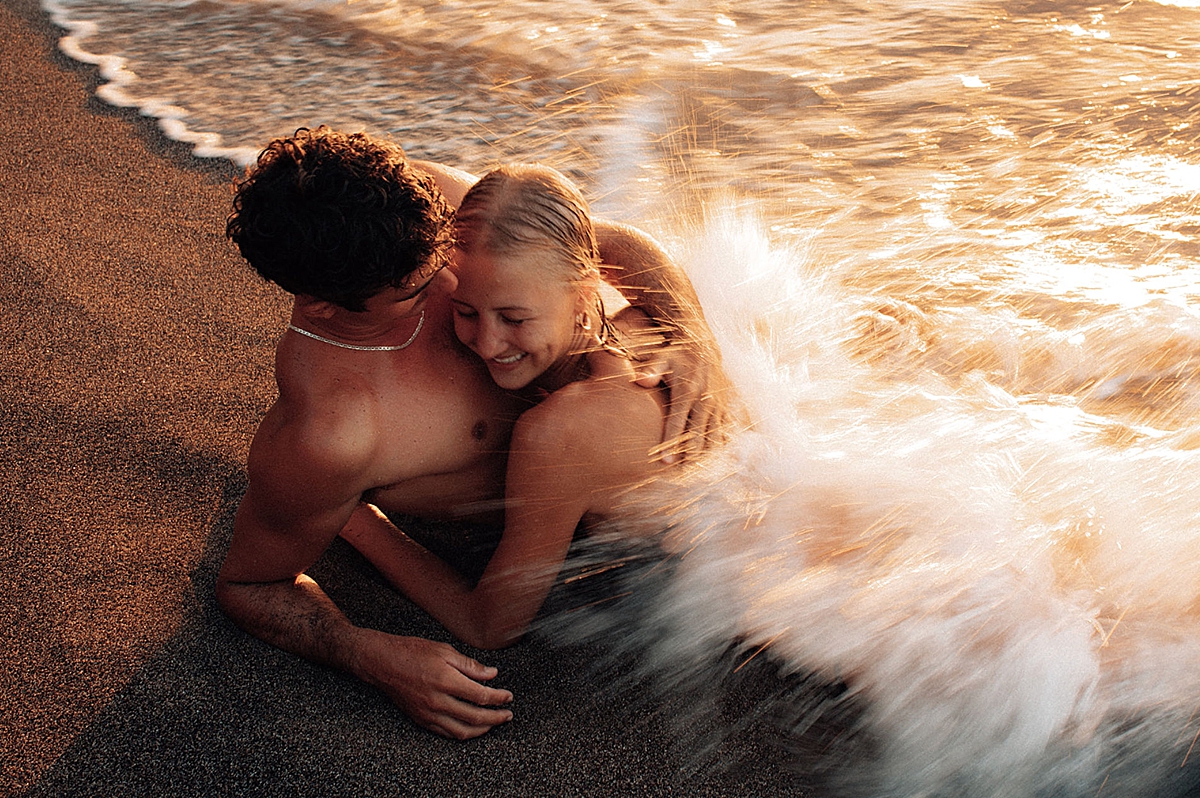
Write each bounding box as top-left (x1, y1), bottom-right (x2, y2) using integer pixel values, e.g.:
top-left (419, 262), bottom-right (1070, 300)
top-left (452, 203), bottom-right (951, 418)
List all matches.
top-left (0, 2), bottom-right (806, 794)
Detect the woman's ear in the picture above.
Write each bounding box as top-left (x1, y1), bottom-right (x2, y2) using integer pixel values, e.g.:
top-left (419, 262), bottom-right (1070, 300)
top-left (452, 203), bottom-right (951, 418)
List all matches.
top-left (574, 273), bottom-right (600, 315)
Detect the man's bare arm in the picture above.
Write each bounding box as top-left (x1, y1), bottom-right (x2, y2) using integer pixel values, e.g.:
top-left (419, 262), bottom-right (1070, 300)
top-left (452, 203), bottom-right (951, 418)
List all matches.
top-left (594, 220), bottom-right (731, 460)
top-left (216, 560), bottom-right (511, 740)
top-left (215, 412), bottom-right (513, 740)
top-left (594, 221), bottom-right (704, 336)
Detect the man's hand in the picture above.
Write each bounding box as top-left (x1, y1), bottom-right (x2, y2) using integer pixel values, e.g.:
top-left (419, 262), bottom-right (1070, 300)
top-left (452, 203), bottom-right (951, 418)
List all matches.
top-left (614, 307), bottom-right (729, 463)
top-left (594, 220), bottom-right (733, 463)
top-left (353, 629), bottom-right (513, 740)
top-left (633, 335), bottom-right (728, 463)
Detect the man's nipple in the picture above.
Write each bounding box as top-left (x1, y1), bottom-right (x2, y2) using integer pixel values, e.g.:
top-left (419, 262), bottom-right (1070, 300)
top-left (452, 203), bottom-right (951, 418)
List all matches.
top-left (471, 420), bottom-right (488, 441)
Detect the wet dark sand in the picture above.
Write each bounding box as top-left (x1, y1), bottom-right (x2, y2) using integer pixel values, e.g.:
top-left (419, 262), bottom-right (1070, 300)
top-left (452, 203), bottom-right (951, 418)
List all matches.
top-left (0, 2), bottom-right (809, 794)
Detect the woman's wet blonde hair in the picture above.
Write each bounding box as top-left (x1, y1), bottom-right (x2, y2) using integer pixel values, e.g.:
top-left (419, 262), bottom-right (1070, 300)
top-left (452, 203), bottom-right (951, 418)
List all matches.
top-left (455, 164), bottom-right (621, 348)
top-left (455, 163), bottom-right (597, 276)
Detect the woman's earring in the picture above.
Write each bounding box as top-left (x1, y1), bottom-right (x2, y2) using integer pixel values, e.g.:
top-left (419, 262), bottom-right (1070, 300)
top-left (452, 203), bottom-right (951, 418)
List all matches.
top-left (577, 313), bottom-right (592, 331)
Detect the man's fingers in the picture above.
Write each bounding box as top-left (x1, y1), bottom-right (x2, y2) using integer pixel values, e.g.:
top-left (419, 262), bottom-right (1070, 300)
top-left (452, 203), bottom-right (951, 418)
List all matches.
top-left (428, 704), bottom-right (514, 740)
top-left (424, 680), bottom-right (514, 740)
top-left (703, 408), bottom-right (724, 451)
top-left (448, 651), bottom-right (500, 682)
top-left (445, 653), bottom-right (513, 706)
top-left (451, 700), bottom-right (514, 729)
top-left (415, 669), bottom-right (514, 740)
top-left (661, 370), bottom-right (703, 463)
top-left (689, 398), bottom-right (715, 450)
top-left (660, 401), bottom-right (690, 464)
top-left (405, 692), bottom-right (513, 741)
top-left (453, 677), bottom-right (514, 708)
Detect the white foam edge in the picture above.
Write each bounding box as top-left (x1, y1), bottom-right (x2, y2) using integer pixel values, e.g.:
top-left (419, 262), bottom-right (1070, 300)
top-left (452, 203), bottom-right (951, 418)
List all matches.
top-left (40, 0), bottom-right (259, 167)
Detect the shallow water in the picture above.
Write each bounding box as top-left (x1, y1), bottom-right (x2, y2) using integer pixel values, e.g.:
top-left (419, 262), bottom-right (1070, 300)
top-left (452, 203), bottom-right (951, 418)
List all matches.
top-left (39, 0), bottom-right (1200, 793)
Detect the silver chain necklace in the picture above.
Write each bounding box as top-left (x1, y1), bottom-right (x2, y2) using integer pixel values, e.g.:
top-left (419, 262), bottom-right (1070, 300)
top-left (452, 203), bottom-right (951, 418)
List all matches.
top-left (287, 311), bottom-right (425, 352)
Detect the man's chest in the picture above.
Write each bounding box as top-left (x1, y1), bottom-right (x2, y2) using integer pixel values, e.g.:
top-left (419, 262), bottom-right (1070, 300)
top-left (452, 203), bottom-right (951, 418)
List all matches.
top-left (361, 363), bottom-right (524, 521)
top-left (375, 383), bottom-right (514, 473)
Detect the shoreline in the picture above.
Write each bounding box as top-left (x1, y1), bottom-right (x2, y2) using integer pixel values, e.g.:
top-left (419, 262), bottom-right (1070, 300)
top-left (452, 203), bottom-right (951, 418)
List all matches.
top-left (0, 2), bottom-right (803, 795)
top-left (40, 0), bottom-right (261, 169)
top-left (5, 0), bottom-right (245, 181)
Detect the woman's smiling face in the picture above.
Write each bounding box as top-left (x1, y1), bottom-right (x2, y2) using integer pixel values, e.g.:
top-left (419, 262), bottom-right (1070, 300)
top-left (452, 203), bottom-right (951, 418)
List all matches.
top-left (450, 246), bottom-right (583, 391)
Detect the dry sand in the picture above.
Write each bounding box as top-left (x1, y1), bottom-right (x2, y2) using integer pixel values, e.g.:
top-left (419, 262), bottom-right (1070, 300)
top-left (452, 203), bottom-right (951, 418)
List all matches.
top-left (0, 2), bottom-right (807, 794)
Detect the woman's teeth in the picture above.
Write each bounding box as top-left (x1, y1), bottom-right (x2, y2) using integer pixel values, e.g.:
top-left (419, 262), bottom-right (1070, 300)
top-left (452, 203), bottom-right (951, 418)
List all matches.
top-left (493, 353), bottom-right (525, 365)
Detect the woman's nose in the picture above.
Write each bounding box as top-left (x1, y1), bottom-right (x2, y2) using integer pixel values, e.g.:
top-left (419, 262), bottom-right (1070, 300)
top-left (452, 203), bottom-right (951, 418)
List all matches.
top-left (472, 319), bottom-right (507, 359)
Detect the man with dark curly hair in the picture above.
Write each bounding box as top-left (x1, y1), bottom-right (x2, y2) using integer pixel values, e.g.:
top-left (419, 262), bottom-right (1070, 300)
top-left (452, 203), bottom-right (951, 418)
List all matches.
top-left (216, 127), bottom-right (720, 740)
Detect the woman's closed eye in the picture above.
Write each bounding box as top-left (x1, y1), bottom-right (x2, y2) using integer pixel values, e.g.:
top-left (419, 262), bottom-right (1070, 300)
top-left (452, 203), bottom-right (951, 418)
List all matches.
top-left (452, 305), bottom-right (525, 325)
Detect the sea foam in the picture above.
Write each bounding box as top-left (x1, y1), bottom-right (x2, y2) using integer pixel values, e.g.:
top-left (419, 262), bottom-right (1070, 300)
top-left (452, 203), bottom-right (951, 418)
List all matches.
top-left (557, 208), bottom-right (1200, 797)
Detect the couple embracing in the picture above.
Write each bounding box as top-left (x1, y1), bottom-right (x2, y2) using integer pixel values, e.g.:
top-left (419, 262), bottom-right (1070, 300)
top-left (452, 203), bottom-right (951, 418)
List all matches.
top-left (217, 127), bottom-right (733, 740)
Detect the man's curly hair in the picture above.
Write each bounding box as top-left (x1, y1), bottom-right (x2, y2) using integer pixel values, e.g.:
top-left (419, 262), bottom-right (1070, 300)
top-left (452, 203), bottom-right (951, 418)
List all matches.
top-left (226, 127), bottom-right (454, 311)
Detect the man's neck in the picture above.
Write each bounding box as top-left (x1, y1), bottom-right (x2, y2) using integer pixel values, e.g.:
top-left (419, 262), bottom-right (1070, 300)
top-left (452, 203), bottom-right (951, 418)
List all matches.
top-left (290, 301), bottom-right (425, 350)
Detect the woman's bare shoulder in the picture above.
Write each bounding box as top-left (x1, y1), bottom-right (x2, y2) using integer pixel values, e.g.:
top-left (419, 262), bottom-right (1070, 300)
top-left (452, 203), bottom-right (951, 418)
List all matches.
top-left (515, 360), bottom-right (665, 463)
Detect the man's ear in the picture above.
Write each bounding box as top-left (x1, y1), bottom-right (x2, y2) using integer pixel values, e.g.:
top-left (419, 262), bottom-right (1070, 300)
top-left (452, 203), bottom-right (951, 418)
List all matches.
top-left (296, 294), bottom-right (340, 319)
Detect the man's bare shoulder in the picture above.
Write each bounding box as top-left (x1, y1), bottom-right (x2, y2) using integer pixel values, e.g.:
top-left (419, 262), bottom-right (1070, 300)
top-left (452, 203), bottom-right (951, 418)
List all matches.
top-left (250, 374), bottom-right (382, 497)
top-left (222, 378), bottom-right (384, 586)
top-left (409, 159), bottom-right (477, 209)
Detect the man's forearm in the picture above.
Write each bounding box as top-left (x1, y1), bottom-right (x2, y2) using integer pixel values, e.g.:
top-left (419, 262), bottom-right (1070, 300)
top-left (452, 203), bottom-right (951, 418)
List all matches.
top-left (595, 218), bottom-right (734, 459)
top-left (594, 220), bottom-right (708, 341)
top-left (215, 574), bottom-right (367, 679)
top-left (216, 570), bottom-right (516, 738)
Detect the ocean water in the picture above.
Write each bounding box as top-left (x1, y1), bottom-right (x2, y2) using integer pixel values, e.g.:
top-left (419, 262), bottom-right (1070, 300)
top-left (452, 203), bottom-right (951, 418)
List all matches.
top-left (41, 0), bottom-right (1200, 794)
